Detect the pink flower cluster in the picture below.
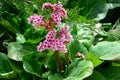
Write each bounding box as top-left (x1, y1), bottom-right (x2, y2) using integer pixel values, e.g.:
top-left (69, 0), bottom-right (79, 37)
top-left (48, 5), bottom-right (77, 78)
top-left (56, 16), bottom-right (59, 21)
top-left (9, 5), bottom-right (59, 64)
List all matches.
top-left (59, 25), bottom-right (72, 43)
top-left (37, 26), bottom-right (72, 53)
top-left (28, 14), bottom-right (45, 29)
top-left (28, 2), bottom-right (67, 30)
top-left (42, 2), bottom-right (67, 26)
top-left (28, 2), bottom-right (72, 54)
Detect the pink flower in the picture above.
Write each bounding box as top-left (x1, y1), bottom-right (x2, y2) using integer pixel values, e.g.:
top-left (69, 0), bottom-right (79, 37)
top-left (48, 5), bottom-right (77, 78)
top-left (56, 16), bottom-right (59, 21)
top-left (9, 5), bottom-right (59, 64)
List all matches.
top-left (37, 29), bottom-right (71, 54)
top-left (51, 13), bottom-right (61, 26)
top-left (59, 25), bottom-right (72, 43)
top-left (42, 3), bottom-right (54, 11)
top-left (50, 2), bottom-right (67, 26)
top-left (42, 2), bottom-right (67, 26)
top-left (53, 2), bottom-right (67, 18)
top-left (28, 14), bottom-right (45, 29)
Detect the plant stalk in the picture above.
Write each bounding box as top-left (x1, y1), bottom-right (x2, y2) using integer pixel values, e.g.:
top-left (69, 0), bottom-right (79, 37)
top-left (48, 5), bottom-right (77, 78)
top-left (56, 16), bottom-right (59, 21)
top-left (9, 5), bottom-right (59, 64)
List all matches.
top-left (54, 51), bottom-right (64, 73)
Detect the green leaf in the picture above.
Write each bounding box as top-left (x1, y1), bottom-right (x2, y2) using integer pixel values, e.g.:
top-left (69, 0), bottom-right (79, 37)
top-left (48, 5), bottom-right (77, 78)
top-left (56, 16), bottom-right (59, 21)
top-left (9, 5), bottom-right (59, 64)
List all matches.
top-left (108, 28), bottom-right (120, 40)
top-left (8, 42), bottom-right (24, 61)
top-left (9, 59), bottom-right (23, 73)
top-left (112, 61), bottom-right (120, 66)
top-left (86, 53), bottom-right (103, 68)
top-left (8, 42), bottom-right (36, 61)
top-left (16, 33), bottom-right (26, 44)
top-left (90, 41), bottom-right (120, 61)
top-left (85, 70), bottom-right (107, 80)
top-left (0, 52), bottom-right (15, 79)
top-left (64, 59), bottom-right (93, 80)
top-left (0, 18), bottom-right (19, 34)
top-left (43, 51), bottom-right (58, 73)
top-left (24, 27), bottom-right (47, 44)
top-left (22, 52), bottom-right (42, 77)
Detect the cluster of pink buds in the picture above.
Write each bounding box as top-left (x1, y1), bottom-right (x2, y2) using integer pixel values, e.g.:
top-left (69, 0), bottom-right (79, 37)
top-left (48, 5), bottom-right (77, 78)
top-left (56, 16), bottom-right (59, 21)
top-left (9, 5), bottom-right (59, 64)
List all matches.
top-left (28, 2), bottom-right (72, 54)
top-left (76, 52), bottom-right (85, 59)
top-left (28, 2), bottom-right (67, 30)
top-left (42, 2), bottom-right (67, 26)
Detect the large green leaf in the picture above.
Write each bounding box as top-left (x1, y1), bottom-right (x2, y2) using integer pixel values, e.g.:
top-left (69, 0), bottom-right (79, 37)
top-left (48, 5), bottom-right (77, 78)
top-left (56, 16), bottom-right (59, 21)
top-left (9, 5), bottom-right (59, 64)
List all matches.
top-left (86, 53), bottom-right (103, 68)
top-left (8, 42), bottom-right (25, 61)
top-left (9, 59), bottom-right (23, 73)
top-left (86, 0), bottom-right (108, 21)
top-left (108, 28), bottom-right (120, 41)
top-left (0, 18), bottom-right (19, 34)
top-left (8, 42), bottom-right (23, 61)
top-left (8, 42), bottom-right (36, 61)
top-left (64, 59), bottom-right (93, 80)
top-left (90, 41), bottom-right (120, 60)
top-left (22, 52), bottom-right (42, 77)
top-left (24, 27), bottom-right (47, 44)
top-left (0, 52), bottom-right (15, 79)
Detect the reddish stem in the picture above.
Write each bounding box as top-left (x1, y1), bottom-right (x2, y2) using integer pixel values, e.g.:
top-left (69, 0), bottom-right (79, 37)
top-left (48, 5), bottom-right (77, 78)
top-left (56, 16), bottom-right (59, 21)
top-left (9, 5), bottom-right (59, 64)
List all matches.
top-left (54, 51), bottom-right (64, 73)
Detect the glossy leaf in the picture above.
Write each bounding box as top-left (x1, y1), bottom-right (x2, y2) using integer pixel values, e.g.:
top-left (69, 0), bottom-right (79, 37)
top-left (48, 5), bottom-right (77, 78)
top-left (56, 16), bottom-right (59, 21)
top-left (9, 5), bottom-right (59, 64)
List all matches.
top-left (8, 42), bottom-right (24, 61)
top-left (9, 59), bottom-right (23, 73)
top-left (8, 42), bottom-right (36, 61)
top-left (86, 53), bottom-right (103, 67)
top-left (22, 52), bottom-right (42, 77)
top-left (24, 27), bottom-right (47, 44)
top-left (16, 33), bottom-right (26, 44)
top-left (64, 59), bottom-right (93, 80)
top-left (90, 41), bottom-right (120, 60)
top-left (0, 52), bottom-right (15, 79)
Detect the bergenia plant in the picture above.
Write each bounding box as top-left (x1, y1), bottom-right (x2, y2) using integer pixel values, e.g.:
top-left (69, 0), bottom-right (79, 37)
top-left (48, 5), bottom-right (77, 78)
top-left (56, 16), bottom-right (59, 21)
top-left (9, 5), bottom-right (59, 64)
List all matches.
top-left (28, 2), bottom-right (72, 73)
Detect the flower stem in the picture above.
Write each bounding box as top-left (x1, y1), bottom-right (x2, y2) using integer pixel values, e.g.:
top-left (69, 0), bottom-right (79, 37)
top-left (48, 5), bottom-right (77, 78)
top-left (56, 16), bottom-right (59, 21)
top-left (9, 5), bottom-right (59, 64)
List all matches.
top-left (54, 51), bottom-right (64, 73)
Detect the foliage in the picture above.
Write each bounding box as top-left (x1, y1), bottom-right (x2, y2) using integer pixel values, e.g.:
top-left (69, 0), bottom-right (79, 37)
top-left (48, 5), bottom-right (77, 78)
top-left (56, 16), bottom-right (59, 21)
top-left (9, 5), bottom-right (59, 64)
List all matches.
top-left (0, 0), bottom-right (120, 80)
